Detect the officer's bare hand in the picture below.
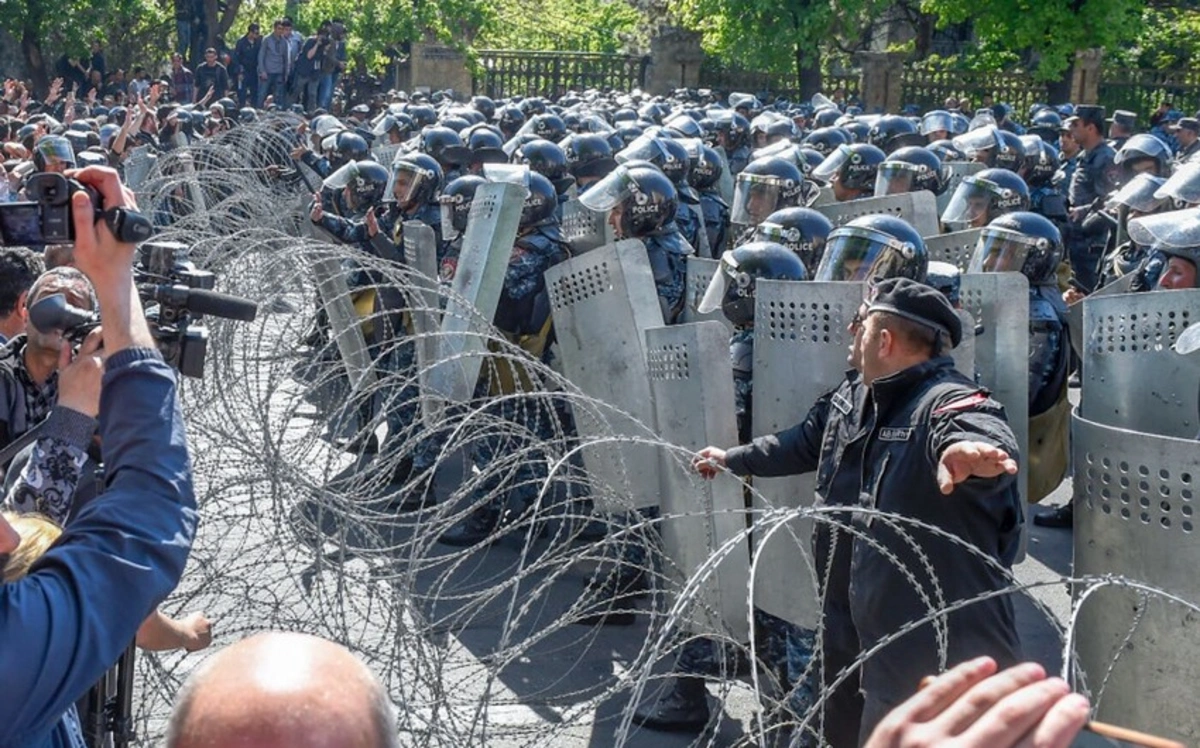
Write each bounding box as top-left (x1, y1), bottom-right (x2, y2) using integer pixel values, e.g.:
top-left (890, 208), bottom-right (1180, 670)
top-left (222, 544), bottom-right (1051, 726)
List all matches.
top-left (1063, 287), bottom-right (1085, 305)
top-left (936, 441), bottom-right (1017, 494)
top-left (309, 193), bottom-right (323, 222)
top-left (365, 207), bottom-right (379, 237)
top-left (56, 328), bottom-right (104, 418)
top-left (693, 447), bottom-right (726, 479)
top-left (864, 657), bottom-right (1089, 748)
top-left (179, 612), bottom-right (213, 652)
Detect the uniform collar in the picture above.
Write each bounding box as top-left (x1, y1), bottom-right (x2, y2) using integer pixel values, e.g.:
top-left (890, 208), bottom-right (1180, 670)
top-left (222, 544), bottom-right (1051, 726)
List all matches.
top-left (868, 355), bottom-right (956, 410)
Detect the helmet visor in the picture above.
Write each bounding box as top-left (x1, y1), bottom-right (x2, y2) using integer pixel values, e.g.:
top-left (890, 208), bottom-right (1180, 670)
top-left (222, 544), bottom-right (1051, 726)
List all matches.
top-left (810, 144), bottom-right (852, 183)
top-left (1128, 208), bottom-right (1200, 250)
top-left (322, 161), bottom-right (364, 191)
top-left (952, 126), bottom-right (1001, 158)
top-left (874, 161), bottom-right (922, 196)
top-left (1154, 164), bottom-right (1200, 206)
top-left (483, 162), bottom-right (531, 187)
top-left (1107, 173), bottom-right (1168, 214)
top-left (697, 252), bottom-right (740, 314)
top-left (968, 226), bottom-right (1042, 274)
top-left (36, 138), bottom-right (75, 168)
top-left (731, 173), bottom-right (784, 226)
top-left (578, 163), bottom-right (634, 212)
top-left (615, 133), bottom-right (666, 164)
top-left (815, 226), bottom-right (918, 283)
top-left (940, 176), bottom-right (996, 225)
top-left (920, 111), bottom-right (953, 136)
top-left (386, 161), bottom-right (434, 205)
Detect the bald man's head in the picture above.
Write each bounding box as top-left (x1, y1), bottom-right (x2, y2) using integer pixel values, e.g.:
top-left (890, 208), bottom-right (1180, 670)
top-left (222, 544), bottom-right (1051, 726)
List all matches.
top-left (167, 632), bottom-right (397, 748)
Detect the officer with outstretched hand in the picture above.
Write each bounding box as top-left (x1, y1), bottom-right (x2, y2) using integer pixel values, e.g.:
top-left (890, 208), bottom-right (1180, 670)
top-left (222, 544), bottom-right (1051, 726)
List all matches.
top-left (0, 166), bottom-right (197, 747)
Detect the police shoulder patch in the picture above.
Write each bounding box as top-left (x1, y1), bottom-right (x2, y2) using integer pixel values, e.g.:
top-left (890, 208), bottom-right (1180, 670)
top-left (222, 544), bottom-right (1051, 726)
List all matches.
top-left (933, 392), bottom-right (989, 415)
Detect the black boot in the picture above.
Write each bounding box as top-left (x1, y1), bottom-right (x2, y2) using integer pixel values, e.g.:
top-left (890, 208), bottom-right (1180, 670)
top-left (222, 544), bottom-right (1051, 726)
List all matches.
top-left (1033, 501), bottom-right (1074, 529)
top-left (631, 676), bottom-right (710, 731)
top-left (574, 569), bottom-right (646, 626)
top-left (438, 504), bottom-right (501, 547)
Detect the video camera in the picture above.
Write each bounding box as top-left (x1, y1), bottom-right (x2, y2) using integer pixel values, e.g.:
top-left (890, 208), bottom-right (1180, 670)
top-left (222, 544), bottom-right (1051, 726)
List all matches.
top-left (29, 239), bottom-right (258, 378)
top-left (0, 172), bottom-right (154, 247)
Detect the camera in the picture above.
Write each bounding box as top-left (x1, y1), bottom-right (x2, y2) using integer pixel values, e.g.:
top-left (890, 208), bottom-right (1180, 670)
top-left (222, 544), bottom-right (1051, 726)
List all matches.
top-left (0, 172), bottom-right (153, 247)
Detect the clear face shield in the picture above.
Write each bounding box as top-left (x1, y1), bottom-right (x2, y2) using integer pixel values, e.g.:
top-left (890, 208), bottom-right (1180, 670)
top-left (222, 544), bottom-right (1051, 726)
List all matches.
top-left (968, 226), bottom-right (1043, 274)
top-left (815, 226), bottom-right (917, 283)
top-left (615, 133), bottom-right (666, 165)
top-left (810, 144), bottom-right (852, 184)
top-left (697, 251), bottom-right (744, 314)
top-left (1128, 208), bottom-right (1200, 251)
top-left (940, 176), bottom-right (998, 226)
top-left (731, 172), bottom-right (786, 226)
top-left (920, 111), bottom-right (953, 136)
top-left (386, 161), bottom-right (433, 206)
top-left (952, 126), bottom-right (1001, 161)
top-left (1154, 164), bottom-right (1200, 207)
top-left (578, 163), bottom-right (634, 213)
top-left (874, 161), bottom-right (924, 196)
top-left (1106, 173), bottom-right (1168, 215)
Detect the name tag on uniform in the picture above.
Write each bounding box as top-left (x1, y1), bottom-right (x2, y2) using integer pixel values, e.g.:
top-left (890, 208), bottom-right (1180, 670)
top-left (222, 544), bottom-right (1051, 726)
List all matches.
top-left (879, 427), bottom-right (913, 442)
top-left (831, 392), bottom-right (853, 415)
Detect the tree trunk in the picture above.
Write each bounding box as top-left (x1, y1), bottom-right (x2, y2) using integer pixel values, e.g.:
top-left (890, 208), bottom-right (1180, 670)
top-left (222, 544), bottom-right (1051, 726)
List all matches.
top-left (21, 25), bottom-right (49, 95)
top-left (797, 46), bottom-right (822, 99)
top-left (914, 13), bottom-right (934, 60)
top-left (1045, 59), bottom-right (1073, 104)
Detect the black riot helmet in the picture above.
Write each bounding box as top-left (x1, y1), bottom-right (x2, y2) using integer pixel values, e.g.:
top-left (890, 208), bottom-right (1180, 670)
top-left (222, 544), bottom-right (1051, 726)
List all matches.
top-left (521, 172), bottom-right (559, 229)
top-left (1028, 109), bottom-right (1063, 145)
top-left (519, 97), bottom-right (548, 116)
top-left (993, 130), bottom-right (1024, 172)
top-left (815, 214), bottom-right (928, 284)
top-left (323, 160), bottom-right (391, 213)
top-left (731, 156), bottom-right (810, 227)
top-left (1115, 133), bottom-right (1173, 181)
top-left (875, 146), bottom-right (946, 196)
top-left (802, 126), bottom-right (851, 157)
top-left (926, 261), bottom-right (962, 306)
top-left (811, 142), bottom-right (887, 193)
top-left (1127, 209), bottom-right (1200, 285)
top-left (438, 174), bottom-right (487, 240)
top-left (520, 113), bottom-right (567, 142)
top-left (33, 135), bottom-right (76, 172)
top-left (688, 144), bottom-right (725, 191)
top-left (406, 104), bottom-right (438, 130)
top-left (464, 125), bottom-right (508, 165)
top-left (657, 136), bottom-right (691, 187)
top-left (665, 114), bottom-right (704, 139)
top-left (868, 114), bottom-right (925, 153)
top-left (752, 207), bottom-right (834, 270)
top-left (1018, 135), bottom-right (1060, 188)
top-left (579, 162), bottom-right (678, 237)
top-left (927, 139), bottom-right (967, 163)
top-left (420, 126), bottom-right (472, 171)
top-left (941, 167), bottom-right (1031, 228)
top-left (326, 131), bottom-right (369, 170)
top-left (697, 241), bottom-right (808, 327)
top-left (372, 113), bottom-right (416, 142)
top-left (562, 133), bottom-right (617, 180)
top-left (513, 138), bottom-right (574, 194)
top-left (387, 152), bottom-right (443, 210)
top-left (841, 121), bottom-right (871, 145)
top-left (812, 107), bottom-right (841, 129)
top-left (470, 95), bottom-right (497, 122)
top-left (495, 105), bottom-right (526, 139)
top-left (953, 125), bottom-right (1007, 168)
top-left (970, 211), bottom-right (1064, 285)
top-left (708, 110), bottom-right (749, 151)
top-left (108, 106), bottom-right (128, 127)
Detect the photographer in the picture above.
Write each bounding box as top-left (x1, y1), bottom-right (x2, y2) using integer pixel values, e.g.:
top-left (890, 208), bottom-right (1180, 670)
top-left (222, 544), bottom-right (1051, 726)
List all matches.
top-left (296, 22), bottom-right (334, 113)
top-left (0, 166), bottom-right (197, 746)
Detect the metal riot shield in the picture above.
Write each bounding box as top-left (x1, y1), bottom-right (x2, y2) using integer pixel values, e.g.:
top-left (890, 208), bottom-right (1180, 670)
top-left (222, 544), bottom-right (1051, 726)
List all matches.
top-left (1072, 412), bottom-right (1200, 744)
top-left (123, 145), bottom-right (156, 191)
top-left (810, 184), bottom-right (836, 207)
top-left (401, 221), bottom-right (444, 428)
top-left (689, 203), bottom-right (713, 259)
top-left (952, 309), bottom-right (977, 379)
top-left (938, 162), bottom-right (986, 215)
top-left (372, 141), bottom-right (402, 166)
top-left (681, 257), bottom-right (734, 334)
top-left (960, 273), bottom-right (1030, 554)
top-left (646, 321), bottom-right (752, 642)
top-left (716, 148), bottom-right (734, 206)
top-left (750, 279), bottom-right (863, 628)
top-left (426, 182), bottom-right (525, 403)
top-left (814, 190), bottom-right (940, 238)
top-left (561, 198), bottom-right (613, 254)
top-left (924, 228), bottom-right (983, 272)
top-left (302, 210), bottom-right (377, 391)
top-left (545, 239), bottom-right (665, 511)
top-left (1079, 289), bottom-right (1200, 438)
top-left (1067, 274), bottom-right (1136, 359)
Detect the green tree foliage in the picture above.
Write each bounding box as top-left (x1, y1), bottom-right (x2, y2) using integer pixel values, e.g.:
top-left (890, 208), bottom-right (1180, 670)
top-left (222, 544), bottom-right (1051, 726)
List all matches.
top-left (919, 0), bottom-right (1143, 80)
top-left (1107, 5), bottom-right (1200, 70)
top-left (475, 0), bottom-right (643, 53)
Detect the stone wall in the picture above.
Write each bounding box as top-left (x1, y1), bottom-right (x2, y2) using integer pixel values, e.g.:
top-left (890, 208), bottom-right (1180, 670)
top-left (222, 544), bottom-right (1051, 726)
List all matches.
top-left (402, 40), bottom-right (472, 98)
top-left (0, 30), bottom-right (31, 83)
top-left (644, 26), bottom-right (704, 96)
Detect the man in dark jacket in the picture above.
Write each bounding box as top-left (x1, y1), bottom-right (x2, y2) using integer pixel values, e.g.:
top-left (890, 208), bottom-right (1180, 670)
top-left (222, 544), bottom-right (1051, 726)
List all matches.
top-left (232, 23), bottom-right (261, 108)
top-left (193, 47), bottom-right (229, 103)
top-left (696, 278), bottom-right (1023, 745)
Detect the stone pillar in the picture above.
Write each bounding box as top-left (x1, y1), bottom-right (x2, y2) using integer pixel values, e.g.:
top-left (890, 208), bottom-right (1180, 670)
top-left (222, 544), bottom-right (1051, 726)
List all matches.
top-left (855, 51), bottom-right (905, 113)
top-left (1071, 48), bottom-right (1103, 105)
top-left (407, 37), bottom-right (472, 98)
top-left (0, 31), bottom-right (30, 86)
top-left (645, 26), bottom-right (704, 95)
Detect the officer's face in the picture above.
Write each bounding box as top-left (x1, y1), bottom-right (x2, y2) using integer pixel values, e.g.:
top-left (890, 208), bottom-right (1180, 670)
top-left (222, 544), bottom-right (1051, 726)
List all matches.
top-left (847, 303), bottom-right (868, 371)
top-left (1179, 128), bottom-right (1198, 147)
top-left (1158, 257), bottom-right (1198, 290)
top-left (746, 187), bottom-right (774, 224)
top-left (857, 311), bottom-right (891, 385)
top-left (926, 130), bottom-right (948, 143)
top-left (608, 202), bottom-right (625, 238)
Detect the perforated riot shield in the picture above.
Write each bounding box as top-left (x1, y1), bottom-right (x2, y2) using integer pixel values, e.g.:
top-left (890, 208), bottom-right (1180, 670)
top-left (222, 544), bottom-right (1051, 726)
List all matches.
top-left (425, 181), bottom-right (525, 403)
top-left (1079, 290), bottom-right (1200, 438)
top-left (646, 321), bottom-right (752, 642)
top-left (303, 210), bottom-right (377, 391)
top-left (401, 221), bottom-right (443, 427)
top-left (750, 279), bottom-right (863, 628)
top-left (123, 145), bottom-right (156, 191)
top-left (561, 199), bottom-right (613, 254)
top-left (1072, 412), bottom-right (1200, 744)
top-left (716, 148), bottom-right (734, 205)
top-left (372, 142), bottom-right (402, 166)
top-left (681, 257), bottom-right (734, 334)
top-left (952, 309), bottom-right (977, 378)
top-left (925, 228), bottom-right (983, 272)
top-left (545, 240), bottom-right (666, 511)
top-left (811, 185), bottom-right (836, 207)
top-left (960, 273), bottom-right (1030, 553)
top-left (1067, 274), bottom-right (1136, 359)
top-left (938, 162), bottom-right (986, 215)
top-left (814, 190), bottom-right (940, 237)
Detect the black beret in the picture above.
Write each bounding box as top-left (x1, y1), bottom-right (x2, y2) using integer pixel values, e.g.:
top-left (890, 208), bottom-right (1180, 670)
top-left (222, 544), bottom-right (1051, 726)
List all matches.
top-left (867, 277), bottom-right (963, 349)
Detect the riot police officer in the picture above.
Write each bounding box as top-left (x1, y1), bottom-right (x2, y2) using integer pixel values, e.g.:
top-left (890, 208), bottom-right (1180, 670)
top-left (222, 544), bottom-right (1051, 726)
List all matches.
top-left (874, 146), bottom-right (946, 197)
top-left (811, 143), bottom-right (886, 202)
top-left (941, 168), bottom-right (1030, 229)
top-left (752, 207), bottom-right (833, 272)
top-left (686, 141), bottom-right (731, 256)
top-left (1064, 105), bottom-right (1121, 294)
top-left (1172, 118), bottom-right (1200, 166)
top-left (730, 156), bottom-right (812, 244)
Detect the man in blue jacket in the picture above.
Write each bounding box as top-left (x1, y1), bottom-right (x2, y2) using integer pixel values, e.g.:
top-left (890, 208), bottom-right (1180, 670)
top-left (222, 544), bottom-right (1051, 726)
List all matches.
top-left (0, 165), bottom-right (197, 748)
